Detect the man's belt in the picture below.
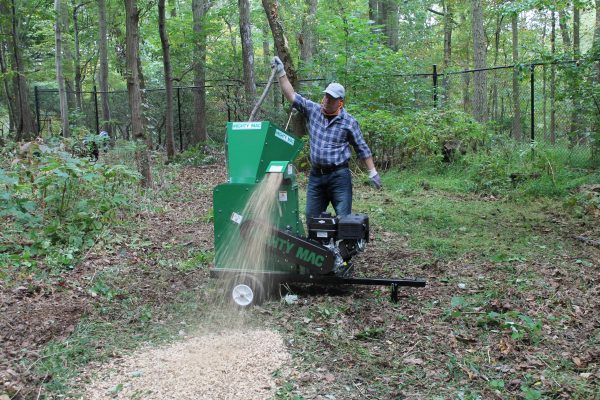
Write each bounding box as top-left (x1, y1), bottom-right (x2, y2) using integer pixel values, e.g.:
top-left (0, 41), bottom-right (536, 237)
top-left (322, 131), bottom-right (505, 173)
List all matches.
top-left (311, 162), bottom-right (349, 175)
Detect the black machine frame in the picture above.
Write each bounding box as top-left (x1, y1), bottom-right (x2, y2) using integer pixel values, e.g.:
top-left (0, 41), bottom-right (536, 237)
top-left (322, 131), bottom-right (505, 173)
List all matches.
top-left (210, 269), bottom-right (426, 303)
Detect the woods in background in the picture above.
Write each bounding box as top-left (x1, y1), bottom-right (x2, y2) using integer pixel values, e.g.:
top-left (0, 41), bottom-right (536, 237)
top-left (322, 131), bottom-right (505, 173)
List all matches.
top-left (0, 0), bottom-right (599, 180)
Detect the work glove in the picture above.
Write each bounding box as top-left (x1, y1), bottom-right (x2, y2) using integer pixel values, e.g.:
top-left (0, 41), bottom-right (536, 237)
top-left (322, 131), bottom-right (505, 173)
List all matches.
top-left (368, 168), bottom-right (382, 189)
top-left (271, 56), bottom-right (286, 78)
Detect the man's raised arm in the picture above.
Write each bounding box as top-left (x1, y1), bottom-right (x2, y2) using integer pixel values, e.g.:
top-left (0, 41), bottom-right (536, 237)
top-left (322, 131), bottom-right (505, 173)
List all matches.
top-left (272, 56), bottom-right (296, 104)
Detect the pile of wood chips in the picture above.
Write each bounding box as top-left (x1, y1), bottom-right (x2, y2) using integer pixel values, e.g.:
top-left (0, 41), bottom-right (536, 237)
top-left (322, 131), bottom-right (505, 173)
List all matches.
top-left (82, 329), bottom-right (290, 399)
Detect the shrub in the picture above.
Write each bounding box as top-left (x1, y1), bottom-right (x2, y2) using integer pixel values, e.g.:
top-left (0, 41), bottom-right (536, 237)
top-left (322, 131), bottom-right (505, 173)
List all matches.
top-left (173, 143), bottom-right (218, 167)
top-left (0, 143), bottom-right (140, 273)
top-left (355, 108), bottom-right (488, 168)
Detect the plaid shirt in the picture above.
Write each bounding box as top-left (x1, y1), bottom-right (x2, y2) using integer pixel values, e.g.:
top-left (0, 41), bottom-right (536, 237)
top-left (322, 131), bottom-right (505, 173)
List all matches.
top-left (293, 93), bottom-right (372, 166)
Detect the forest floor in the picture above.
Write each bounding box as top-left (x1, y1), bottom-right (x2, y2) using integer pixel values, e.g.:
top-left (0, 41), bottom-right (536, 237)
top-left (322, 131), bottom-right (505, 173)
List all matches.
top-left (1, 158), bottom-right (599, 399)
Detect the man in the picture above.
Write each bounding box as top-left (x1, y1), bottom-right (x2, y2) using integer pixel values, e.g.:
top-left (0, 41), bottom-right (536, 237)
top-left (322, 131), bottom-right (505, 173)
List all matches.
top-left (271, 56), bottom-right (381, 219)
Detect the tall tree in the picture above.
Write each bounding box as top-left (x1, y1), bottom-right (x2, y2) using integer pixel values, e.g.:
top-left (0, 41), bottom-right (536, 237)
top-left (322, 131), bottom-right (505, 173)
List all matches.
top-left (261, 0), bottom-right (298, 89)
top-left (9, 0), bottom-right (35, 139)
top-left (550, 9), bottom-right (556, 144)
top-left (593, 0), bottom-right (600, 161)
top-left (375, 0), bottom-right (399, 51)
top-left (73, 3), bottom-right (84, 111)
top-left (262, 0), bottom-right (304, 136)
top-left (460, 11), bottom-right (471, 113)
top-left (61, 1), bottom-right (75, 110)
top-left (385, 0), bottom-right (399, 51)
top-left (558, 9), bottom-right (571, 51)
top-left (55, 0), bottom-right (70, 137)
top-left (442, 0), bottom-right (453, 103)
top-left (511, 13), bottom-right (522, 141)
top-left (471, 0), bottom-right (487, 122)
top-left (369, 0), bottom-right (377, 22)
top-left (0, 8), bottom-right (15, 132)
top-left (299, 0), bottom-right (317, 64)
top-left (573, 3), bottom-right (580, 58)
top-left (98, 0), bottom-right (111, 134)
top-left (239, 0), bottom-right (257, 114)
top-left (571, 1), bottom-right (582, 137)
top-left (158, 0), bottom-right (175, 160)
top-left (124, 0), bottom-right (151, 186)
top-left (491, 12), bottom-right (503, 121)
top-left (191, 0), bottom-right (209, 145)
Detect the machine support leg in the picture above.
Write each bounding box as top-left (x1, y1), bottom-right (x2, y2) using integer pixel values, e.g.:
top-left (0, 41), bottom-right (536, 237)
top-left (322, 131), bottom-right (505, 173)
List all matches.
top-left (391, 283), bottom-right (399, 303)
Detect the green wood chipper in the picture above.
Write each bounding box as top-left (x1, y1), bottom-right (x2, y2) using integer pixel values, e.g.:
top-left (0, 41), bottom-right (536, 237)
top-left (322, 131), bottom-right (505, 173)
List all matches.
top-left (211, 121), bottom-right (425, 307)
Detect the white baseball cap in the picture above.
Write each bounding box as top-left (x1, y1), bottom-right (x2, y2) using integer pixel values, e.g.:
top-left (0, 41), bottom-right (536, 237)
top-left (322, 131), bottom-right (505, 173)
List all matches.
top-left (323, 82), bottom-right (345, 99)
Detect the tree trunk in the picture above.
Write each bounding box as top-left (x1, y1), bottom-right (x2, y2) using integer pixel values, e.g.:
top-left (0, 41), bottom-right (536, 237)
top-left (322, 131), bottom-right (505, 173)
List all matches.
top-left (73, 4), bottom-right (83, 111)
top-left (462, 11), bottom-right (471, 113)
top-left (191, 0), bottom-right (209, 145)
top-left (262, 0), bottom-right (305, 136)
top-left (55, 0), bottom-right (75, 110)
top-left (55, 0), bottom-right (70, 137)
top-left (385, 0), bottom-right (399, 51)
top-left (571, 3), bottom-right (582, 139)
top-left (550, 10), bottom-right (556, 144)
top-left (98, 0), bottom-right (111, 134)
top-left (299, 0), bottom-right (317, 65)
top-left (376, 0), bottom-right (386, 27)
top-left (0, 32), bottom-right (16, 132)
top-left (491, 14), bottom-right (502, 122)
top-left (442, 1), bottom-right (452, 105)
top-left (558, 10), bottom-right (571, 51)
top-left (542, 12), bottom-right (548, 140)
top-left (239, 0), bottom-right (257, 116)
top-left (10, 0), bottom-right (35, 140)
top-left (511, 13), bottom-right (522, 141)
top-left (471, 0), bottom-right (487, 122)
top-left (368, 0), bottom-right (377, 22)
top-left (462, 72), bottom-right (471, 113)
top-left (573, 5), bottom-right (580, 57)
top-left (158, 0), bottom-right (175, 161)
top-left (261, 0), bottom-right (298, 88)
top-left (124, 0), bottom-right (151, 187)
top-left (593, 0), bottom-right (600, 161)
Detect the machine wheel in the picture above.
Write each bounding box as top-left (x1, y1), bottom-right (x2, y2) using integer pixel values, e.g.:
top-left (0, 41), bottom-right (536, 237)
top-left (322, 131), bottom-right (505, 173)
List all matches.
top-left (230, 274), bottom-right (264, 308)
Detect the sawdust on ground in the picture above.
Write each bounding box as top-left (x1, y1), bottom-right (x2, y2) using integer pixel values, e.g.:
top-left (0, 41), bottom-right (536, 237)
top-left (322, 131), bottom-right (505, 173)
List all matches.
top-left (82, 329), bottom-right (290, 400)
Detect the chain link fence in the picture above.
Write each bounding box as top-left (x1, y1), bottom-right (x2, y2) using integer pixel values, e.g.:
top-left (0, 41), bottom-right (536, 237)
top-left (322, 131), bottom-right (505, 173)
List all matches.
top-left (32, 59), bottom-right (599, 167)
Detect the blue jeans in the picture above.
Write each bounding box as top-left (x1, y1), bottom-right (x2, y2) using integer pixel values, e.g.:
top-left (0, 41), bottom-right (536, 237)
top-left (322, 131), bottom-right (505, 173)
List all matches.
top-left (306, 167), bottom-right (352, 218)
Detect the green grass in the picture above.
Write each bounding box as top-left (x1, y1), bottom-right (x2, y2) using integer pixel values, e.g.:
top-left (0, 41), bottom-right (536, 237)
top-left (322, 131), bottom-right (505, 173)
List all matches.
top-left (351, 160), bottom-right (595, 259)
top-left (357, 188), bottom-right (566, 259)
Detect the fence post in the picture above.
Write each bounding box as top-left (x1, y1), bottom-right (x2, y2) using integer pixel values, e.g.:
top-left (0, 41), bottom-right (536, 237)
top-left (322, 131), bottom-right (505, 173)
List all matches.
top-left (34, 86), bottom-right (41, 135)
top-left (93, 85), bottom-right (99, 134)
top-left (177, 87), bottom-right (183, 152)
top-left (432, 64), bottom-right (438, 108)
top-left (530, 64), bottom-right (535, 143)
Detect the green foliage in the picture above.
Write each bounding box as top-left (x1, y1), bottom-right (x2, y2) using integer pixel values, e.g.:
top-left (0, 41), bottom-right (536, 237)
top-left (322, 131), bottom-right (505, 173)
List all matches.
top-left (356, 109), bottom-right (488, 167)
top-left (0, 145), bottom-right (140, 274)
top-left (173, 144), bottom-right (217, 167)
top-left (563, 185), bottom-right (600, 218)
top-left (477, 311), bottom-right (542, 343)
top-left (354, 326), bottom-right (385, 340)
top-left (179, 250), bottom-right (213, 271)
top-left (275, 381), bottom-right (304, 400)
top-left (463, 140), bottom-right (600, 196)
